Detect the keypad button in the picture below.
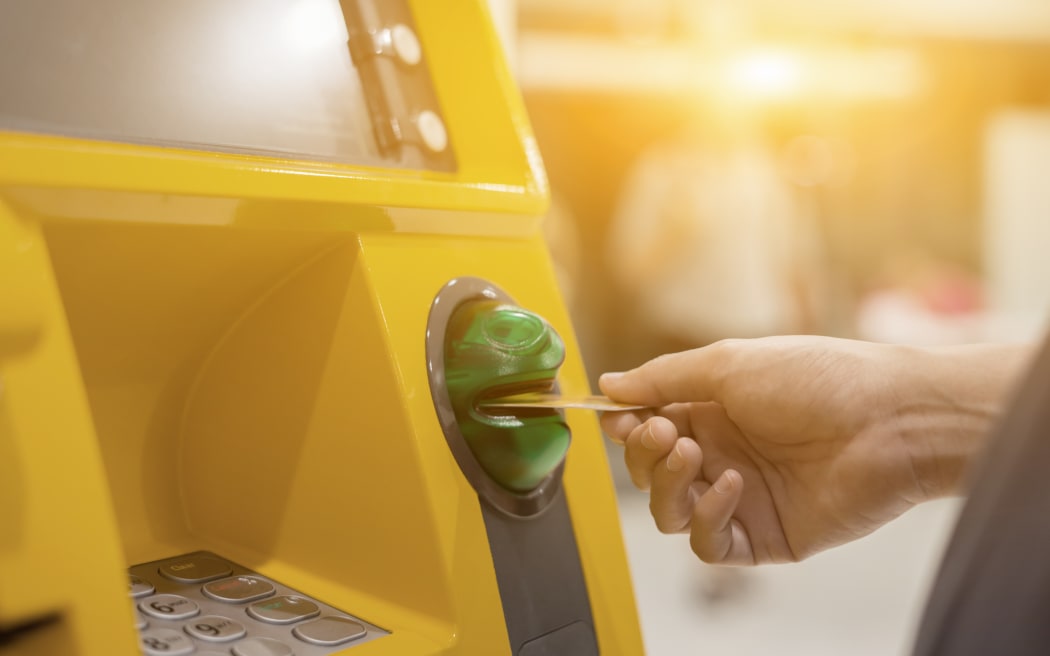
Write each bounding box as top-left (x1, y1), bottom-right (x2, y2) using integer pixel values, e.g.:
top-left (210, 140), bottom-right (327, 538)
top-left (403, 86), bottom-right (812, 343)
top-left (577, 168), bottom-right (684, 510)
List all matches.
top-left (247, 595), bottom-right (320, 624)
top-left (185, 614), bottom-right (247, 642)
top-left (232, 636), bottom-right (294, 656)
top-left (140, 627), bottom-right (195, 656)
top-left (159, 554), bottom-right (232, 583)
top-left (128, 574), bottom-right (155, 598)
top-left (139, 594), bottom-right (200, 620)
top-left (203, 575), bottom-right (275, 603)
top-left (293, 616), bottom-right (367, 646)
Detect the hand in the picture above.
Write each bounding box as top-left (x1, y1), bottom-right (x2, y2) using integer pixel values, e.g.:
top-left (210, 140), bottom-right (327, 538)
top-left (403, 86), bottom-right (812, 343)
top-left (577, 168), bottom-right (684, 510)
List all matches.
top-left (600, 336), bottom-right (1028, 565)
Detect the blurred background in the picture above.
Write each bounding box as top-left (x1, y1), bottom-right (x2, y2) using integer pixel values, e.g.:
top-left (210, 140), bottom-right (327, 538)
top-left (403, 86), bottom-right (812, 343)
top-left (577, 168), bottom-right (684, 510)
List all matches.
top-left (488, 1), bottom-right (1050, 654)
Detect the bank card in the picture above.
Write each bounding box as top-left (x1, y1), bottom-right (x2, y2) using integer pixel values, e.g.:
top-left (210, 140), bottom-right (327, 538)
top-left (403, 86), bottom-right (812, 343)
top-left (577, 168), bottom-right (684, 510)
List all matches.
top-left (480, 393), bottom-right (647, 412)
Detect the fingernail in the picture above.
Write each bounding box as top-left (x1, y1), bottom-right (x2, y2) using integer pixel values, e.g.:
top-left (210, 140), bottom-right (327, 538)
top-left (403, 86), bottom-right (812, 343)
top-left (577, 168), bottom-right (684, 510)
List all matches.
top-left (666, 444), bottom-right (684, 472)
top-left (599, 372), bottom-right (624, 385)
top-left (640, 425), bottom-right (659, 450)
top-left (713, 471), bottom-right (733, 494)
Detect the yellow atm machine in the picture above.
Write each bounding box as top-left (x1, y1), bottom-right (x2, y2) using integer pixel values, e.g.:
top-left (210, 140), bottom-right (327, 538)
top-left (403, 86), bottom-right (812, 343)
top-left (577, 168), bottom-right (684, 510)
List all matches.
top-left (0, 0), bottom-right (645, 655)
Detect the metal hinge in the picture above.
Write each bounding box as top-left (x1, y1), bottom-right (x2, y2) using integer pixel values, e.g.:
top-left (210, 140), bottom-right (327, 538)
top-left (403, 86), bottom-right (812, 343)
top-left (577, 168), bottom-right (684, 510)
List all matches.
top-left (340, 0), bottom-right (456, 171)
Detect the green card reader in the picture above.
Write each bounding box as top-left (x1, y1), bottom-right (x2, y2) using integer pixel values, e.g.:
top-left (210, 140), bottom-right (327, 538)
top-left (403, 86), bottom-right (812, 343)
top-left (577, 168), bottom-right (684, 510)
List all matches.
top-left (443, 299), bottom-right (571, 493)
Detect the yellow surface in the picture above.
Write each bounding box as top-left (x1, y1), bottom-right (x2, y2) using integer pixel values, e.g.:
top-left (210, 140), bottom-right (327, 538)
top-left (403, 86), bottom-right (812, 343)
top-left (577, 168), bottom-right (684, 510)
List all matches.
top-left (0, 199), bottom-right (140, 656)
top-left (0, 1), bottom-right (643, 654)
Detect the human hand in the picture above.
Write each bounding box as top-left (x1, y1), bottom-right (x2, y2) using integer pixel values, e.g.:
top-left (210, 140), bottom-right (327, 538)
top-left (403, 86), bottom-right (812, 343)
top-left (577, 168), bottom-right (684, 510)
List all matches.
top-left (600, 336), bottom-right (1027, 565)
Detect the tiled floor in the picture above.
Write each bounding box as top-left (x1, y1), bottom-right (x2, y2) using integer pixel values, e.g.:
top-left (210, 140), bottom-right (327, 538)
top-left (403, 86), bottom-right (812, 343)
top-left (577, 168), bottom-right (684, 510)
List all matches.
top-left (611, 454), bottom-right (963, 656)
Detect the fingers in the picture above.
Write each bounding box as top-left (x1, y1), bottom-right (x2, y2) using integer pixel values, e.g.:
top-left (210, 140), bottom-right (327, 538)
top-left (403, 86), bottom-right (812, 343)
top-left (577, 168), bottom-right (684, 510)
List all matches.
top-left (599, 408), bottom-right (652, 445)
top-left (622, 416), bottom-right (677, 491)
top-left (689, 470), bottom-right (754, 566)
top-left (616, 415), bottom-right (756, 565)
top-left (600, 403), bottom-right (695, 445)
top-left (648, 438), bottom-right (704, 534)
top-left (599, 341), bottom-right (737, 408)
top-left (632, 433), bottom-right (756, 564)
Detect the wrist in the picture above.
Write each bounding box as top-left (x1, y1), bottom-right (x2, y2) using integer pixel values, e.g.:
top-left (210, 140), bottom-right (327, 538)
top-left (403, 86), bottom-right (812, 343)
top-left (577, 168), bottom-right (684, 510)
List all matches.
top-left (890, 343), bottom-right (1034, 500)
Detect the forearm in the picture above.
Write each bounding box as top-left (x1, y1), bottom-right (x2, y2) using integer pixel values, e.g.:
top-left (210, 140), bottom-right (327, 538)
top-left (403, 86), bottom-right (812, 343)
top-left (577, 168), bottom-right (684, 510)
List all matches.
top-left (891, 342), bottom-right (1038, 499)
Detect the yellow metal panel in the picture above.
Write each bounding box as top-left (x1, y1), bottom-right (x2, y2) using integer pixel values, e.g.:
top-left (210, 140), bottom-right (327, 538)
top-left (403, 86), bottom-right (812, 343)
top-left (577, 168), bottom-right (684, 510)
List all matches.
top-left (0, 200), bottom-right (139, 655)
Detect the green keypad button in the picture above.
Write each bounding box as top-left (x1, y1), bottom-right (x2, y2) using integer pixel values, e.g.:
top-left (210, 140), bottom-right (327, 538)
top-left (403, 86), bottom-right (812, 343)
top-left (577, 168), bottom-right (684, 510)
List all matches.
top-left (247, 595), bottom-right (320, 625)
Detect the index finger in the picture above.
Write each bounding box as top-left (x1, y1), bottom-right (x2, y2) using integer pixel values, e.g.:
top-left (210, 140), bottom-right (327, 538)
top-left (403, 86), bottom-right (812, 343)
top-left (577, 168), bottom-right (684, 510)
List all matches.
top-left (599, 341), bottom-right (736, 407)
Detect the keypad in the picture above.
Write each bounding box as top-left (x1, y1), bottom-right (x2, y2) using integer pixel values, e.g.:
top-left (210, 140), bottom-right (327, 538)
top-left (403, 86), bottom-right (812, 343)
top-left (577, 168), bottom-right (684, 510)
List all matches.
top-left (128, 551), bottom-right (387, 655)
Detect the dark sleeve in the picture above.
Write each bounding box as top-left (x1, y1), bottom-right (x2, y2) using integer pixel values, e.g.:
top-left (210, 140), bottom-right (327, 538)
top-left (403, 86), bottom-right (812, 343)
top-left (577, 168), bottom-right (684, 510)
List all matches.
top-left (913, 336), bottom-right (1050, 655)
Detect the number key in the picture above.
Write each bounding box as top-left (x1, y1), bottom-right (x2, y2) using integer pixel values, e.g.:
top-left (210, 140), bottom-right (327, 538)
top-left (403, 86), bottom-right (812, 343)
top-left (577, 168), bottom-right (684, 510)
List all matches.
top-left (140, 627), bottom-right (194, 656)
top-left (138, 594), bottom-right (199, 620)
top-left (185, 615), bottom-right (247, 642)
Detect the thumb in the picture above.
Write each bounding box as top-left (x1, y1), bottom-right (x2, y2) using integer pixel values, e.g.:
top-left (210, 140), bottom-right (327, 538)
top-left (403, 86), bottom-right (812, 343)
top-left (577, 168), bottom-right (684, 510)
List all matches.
top-left (598, 345), bottom-right (730, 407)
